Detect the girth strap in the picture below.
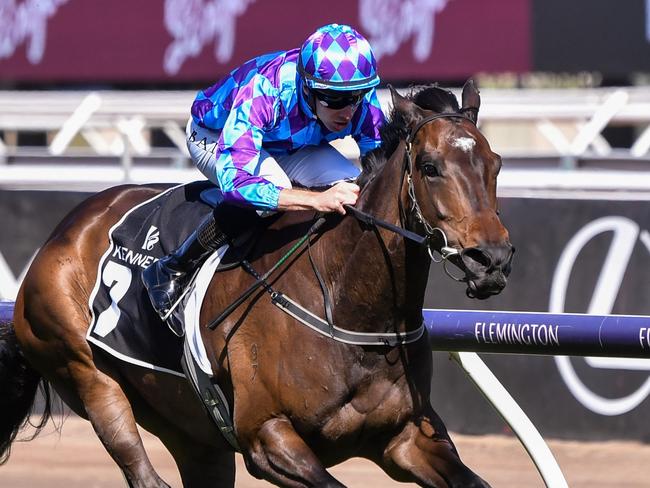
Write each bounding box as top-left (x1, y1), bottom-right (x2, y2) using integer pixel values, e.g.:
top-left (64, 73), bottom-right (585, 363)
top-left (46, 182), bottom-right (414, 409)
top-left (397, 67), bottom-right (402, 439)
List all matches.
top-left (271, 291), bottom-right (425, 347)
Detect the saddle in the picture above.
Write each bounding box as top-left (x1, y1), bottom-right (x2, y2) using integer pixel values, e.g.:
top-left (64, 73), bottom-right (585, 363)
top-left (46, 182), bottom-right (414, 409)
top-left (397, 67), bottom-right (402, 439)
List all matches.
top-left (191, 181), bottom-right (269, 271)
top-left (86, 181), bottom-right (268, 375)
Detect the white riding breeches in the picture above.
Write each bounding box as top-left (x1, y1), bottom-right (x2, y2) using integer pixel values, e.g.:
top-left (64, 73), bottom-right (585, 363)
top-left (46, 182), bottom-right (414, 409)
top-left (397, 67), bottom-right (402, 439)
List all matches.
top-left (185, 118), bottom-right (360, 192)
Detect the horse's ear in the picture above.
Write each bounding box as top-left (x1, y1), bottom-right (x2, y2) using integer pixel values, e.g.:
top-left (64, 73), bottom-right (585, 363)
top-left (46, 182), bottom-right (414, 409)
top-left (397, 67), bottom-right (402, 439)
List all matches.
top-left (388, 84), bottom-right (424, 128)
top-left (461, 79), bottom-right (480, 124)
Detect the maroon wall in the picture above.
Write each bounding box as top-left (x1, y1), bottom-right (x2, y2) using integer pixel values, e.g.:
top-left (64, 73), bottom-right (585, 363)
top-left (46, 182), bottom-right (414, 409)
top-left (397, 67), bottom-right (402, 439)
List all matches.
top-left (0, 0), bottom-right (530, 84)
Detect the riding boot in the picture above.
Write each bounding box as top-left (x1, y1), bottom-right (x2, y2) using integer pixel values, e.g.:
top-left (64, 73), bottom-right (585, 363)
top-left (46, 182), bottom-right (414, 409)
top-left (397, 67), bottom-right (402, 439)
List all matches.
top-left (141, 213), bottom-right (229, 330)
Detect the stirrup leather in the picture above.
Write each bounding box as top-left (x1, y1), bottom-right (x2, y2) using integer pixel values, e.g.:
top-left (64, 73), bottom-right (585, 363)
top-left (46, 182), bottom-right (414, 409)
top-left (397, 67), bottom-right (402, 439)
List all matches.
top-left (141, 214), bottom-right (228, 333)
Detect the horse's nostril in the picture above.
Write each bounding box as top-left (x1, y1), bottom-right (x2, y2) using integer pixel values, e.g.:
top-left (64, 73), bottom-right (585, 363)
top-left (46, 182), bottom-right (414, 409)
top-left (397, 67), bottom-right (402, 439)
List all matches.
top-left (461, 248), bottom-right (492, 270)
top-left (460, 244), bottom-right (514, 279)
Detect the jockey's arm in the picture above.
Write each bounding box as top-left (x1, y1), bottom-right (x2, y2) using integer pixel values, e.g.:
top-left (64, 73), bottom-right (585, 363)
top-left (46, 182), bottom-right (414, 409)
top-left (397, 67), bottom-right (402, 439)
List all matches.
top-left (277, 181), bottom-right (359, 215)
top-left (281, 91), bottom-right (383, 215)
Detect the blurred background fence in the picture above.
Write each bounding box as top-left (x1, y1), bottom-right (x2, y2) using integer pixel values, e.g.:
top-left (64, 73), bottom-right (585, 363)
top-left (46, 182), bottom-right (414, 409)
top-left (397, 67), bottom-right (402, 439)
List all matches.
top-left (3, 87), bottom-right (650, 192)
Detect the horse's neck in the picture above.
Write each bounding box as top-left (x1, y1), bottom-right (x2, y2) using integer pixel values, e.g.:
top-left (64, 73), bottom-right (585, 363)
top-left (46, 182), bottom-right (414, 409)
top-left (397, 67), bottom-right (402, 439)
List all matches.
top-left (324, 143), bottom-right (431, 333)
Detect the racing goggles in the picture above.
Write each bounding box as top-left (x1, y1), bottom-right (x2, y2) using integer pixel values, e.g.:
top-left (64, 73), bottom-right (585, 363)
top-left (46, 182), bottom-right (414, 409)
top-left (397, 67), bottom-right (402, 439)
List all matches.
top-left (312, 88), bottom-right (370, 109)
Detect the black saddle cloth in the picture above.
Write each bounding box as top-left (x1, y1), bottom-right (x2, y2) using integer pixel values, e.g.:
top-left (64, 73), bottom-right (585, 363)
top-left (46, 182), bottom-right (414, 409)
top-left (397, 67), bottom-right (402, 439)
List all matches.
top-left (86, 181), bottom-right (249, 376)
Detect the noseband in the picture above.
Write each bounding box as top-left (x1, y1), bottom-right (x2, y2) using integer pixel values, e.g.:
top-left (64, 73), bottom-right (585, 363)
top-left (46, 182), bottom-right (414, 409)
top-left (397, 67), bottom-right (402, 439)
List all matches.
top-left (403, 112), bottom-right (476, 281)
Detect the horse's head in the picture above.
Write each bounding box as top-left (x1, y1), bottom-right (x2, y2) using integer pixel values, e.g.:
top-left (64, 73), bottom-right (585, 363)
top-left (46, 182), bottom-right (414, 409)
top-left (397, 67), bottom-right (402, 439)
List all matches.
top-left (389, 81), bottom-right (514, 299)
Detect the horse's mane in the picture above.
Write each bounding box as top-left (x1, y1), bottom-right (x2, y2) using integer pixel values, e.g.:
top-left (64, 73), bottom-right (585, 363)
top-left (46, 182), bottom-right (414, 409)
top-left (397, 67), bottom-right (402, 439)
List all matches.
top-left (358, 84), bottom-right (460, 188)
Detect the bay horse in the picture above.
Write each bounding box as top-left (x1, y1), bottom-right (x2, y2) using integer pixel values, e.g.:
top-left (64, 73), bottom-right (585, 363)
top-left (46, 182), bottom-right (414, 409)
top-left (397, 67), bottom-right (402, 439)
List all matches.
top-left (2, 81), bottom-right (512, 487)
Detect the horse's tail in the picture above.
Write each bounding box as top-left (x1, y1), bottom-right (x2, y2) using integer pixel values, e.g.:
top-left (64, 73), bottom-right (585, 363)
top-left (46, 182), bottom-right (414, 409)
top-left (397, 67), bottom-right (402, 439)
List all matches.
top-left (0, 318), bottom-right (52, 465)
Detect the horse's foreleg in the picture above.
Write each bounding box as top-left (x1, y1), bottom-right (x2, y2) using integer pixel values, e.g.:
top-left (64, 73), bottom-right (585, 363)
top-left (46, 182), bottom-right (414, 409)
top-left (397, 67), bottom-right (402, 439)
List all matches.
top-left (70, 363), bottom-right (170, 488)
top-left (245, 417), bottom-right (346, 488)
top-left (154, 423), bottom-right (235, 488)
top-left (379, 419), bottom-right (491, 488)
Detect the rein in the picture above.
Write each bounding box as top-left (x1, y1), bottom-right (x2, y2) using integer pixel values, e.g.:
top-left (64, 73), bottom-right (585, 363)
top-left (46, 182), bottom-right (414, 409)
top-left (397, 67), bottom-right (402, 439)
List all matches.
top-left (343, 204), bottom-right (426, 245)
top-left (206, 111), bottom-right (475, 343)
top-left (287, 113), bottom-right (477, 344)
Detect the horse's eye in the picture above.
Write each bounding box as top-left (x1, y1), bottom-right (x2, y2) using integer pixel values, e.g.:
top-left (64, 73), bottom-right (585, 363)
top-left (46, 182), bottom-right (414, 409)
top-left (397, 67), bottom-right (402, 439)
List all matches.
top-left (422, 163), bottom-right (440, 178)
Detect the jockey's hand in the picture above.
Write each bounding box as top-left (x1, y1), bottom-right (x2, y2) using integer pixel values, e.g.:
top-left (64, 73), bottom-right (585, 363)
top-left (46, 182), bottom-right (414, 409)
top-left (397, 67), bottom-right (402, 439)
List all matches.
top-left (277, 181), bottom-right (360, 214)
top-left (315, 181), bottom-right (360, 214)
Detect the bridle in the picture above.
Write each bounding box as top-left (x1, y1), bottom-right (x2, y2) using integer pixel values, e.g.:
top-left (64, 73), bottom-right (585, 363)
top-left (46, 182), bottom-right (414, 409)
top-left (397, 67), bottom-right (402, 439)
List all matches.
top-left (403, 111), bottom-right (477, 281)
top-left (347, 111), bottom-right (477, 282)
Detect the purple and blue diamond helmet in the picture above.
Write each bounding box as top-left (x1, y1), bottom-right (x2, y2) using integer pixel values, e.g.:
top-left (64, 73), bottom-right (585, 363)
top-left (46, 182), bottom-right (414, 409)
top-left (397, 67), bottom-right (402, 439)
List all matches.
top-left (298, 24), bottom-right (380, 92)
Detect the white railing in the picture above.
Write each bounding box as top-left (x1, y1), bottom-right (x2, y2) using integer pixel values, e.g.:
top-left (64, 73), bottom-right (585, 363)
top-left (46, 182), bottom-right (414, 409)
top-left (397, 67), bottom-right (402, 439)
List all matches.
top-left (470, 87), bottom-right (650, 164)
top-left (2, 87), bottom-right (650, 189)
top-left (0, 90), bottom-right (192, 163)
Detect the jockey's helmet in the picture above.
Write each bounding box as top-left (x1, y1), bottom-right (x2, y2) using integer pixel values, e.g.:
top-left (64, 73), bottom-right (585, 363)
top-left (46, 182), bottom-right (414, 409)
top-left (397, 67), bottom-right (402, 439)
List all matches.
top-left (298, 24), bottom-right (380, 96)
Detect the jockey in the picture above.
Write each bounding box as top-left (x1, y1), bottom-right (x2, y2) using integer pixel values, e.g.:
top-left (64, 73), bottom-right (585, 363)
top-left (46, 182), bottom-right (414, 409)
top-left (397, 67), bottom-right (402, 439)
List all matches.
top-left (142, 23), bottom-right (386, 325)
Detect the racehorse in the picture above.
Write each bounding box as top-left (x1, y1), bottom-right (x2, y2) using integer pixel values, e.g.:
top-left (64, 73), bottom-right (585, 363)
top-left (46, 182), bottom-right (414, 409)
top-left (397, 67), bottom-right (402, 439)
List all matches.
top-left (1, 81), bottom-right (513, 487)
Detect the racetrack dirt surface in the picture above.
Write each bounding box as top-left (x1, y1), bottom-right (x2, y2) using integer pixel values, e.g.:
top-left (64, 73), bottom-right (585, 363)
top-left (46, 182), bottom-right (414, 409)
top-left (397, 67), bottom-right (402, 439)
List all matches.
top-left (2, 417), bottom-right (648, 487)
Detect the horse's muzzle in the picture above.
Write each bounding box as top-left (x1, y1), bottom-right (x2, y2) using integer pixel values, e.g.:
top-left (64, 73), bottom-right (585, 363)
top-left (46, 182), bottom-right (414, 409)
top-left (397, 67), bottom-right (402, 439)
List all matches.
top-left (460, 243), bottom-right (515, 299)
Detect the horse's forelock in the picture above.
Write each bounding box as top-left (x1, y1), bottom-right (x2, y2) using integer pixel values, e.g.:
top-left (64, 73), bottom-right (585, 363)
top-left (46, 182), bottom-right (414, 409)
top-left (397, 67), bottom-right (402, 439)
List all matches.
top-left (358, 84), bottom-right (460, 187)
top-left (409, 85), bottom-right (460, 113)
